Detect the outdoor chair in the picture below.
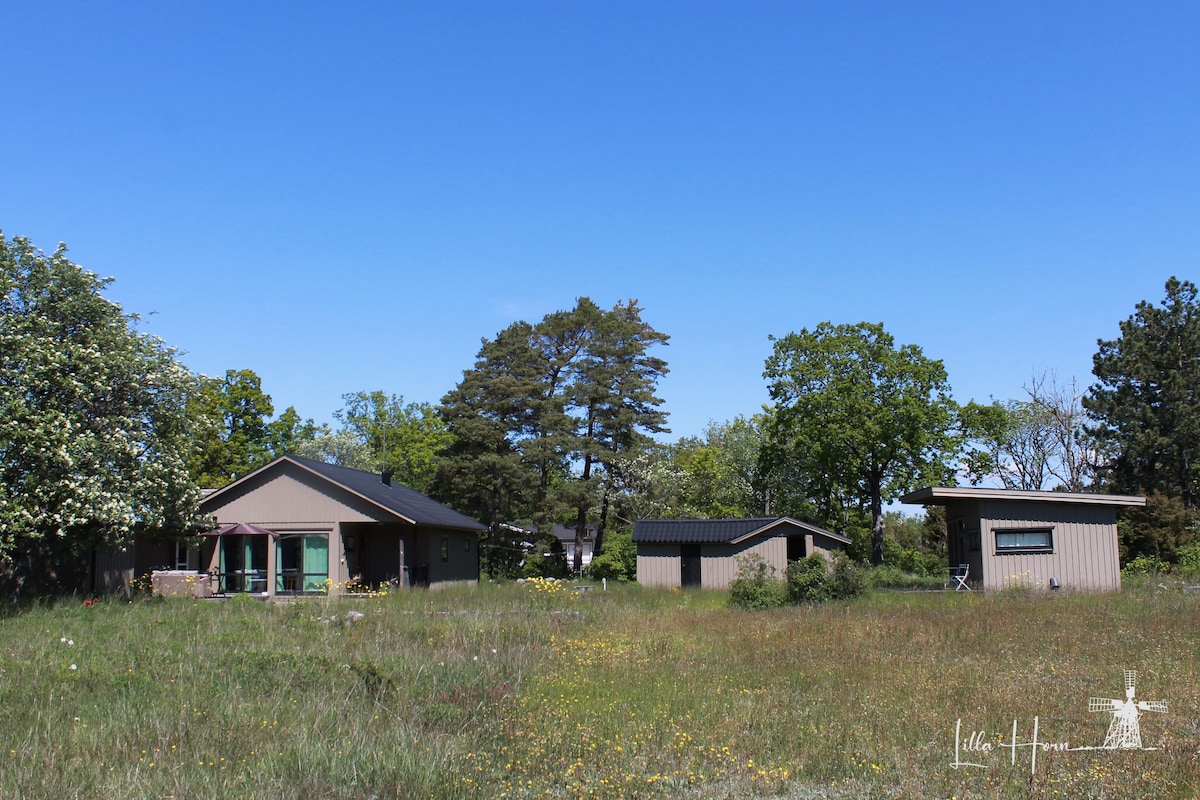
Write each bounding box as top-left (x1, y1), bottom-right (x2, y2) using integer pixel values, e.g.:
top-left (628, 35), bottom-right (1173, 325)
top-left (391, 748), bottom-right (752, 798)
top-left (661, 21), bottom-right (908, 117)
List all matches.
top-left (948, 563), bottom-right (971, 591)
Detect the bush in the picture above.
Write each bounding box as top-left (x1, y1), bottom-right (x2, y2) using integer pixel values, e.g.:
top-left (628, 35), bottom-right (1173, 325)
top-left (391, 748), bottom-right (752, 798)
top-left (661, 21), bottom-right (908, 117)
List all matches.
top-left (828, 552), bottom-right (866, 599)
top-left (586, 529), bottom-right (637, 582)
top-left (786, 552), bottom-right (866, 603)
top-left (786, 554), bottom-right (831, 604)
top-left (1176, 542), bottom-right (1200, 578)
top-left (1122, 553), bottom-right (1170, 578)
top-left (728, 554), bottom-right (787, 610)
top-left (865, 564), bottom-right (946, 591)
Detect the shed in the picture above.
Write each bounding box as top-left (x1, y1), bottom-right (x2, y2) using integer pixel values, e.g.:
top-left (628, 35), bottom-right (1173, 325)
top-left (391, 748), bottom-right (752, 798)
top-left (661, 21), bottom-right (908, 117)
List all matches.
top-left (900, 487), bottom-right (1146, 592)
top-left (195, 455), bottom-right (484, 596)
top-left (633, 517), bottom-right (851, 589)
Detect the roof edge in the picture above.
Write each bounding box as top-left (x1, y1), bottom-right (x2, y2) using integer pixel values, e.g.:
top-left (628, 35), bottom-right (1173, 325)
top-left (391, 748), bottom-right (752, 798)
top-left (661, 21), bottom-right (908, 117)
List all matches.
top-left (728, 516), bottom-right (852, 545)
top-left (899, 486), bottom-right (1147, 507)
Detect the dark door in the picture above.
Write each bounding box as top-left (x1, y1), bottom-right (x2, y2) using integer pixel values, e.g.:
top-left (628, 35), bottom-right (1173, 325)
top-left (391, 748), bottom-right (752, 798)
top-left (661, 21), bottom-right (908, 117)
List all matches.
top-left (680, 544), bottom-right (702, 587)
top-left (787, 536), bottom-right (806, 562)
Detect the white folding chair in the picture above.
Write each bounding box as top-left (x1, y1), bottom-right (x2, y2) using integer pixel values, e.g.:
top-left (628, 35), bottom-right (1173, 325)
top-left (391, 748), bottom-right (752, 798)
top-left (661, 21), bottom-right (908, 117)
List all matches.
top-left (948, 563), bottom-right (971, 591)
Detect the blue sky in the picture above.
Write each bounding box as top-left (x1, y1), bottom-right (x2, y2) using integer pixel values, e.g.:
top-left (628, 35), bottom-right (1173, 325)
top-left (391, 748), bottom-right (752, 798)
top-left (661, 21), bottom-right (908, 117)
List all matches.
top-left (3, 2), bottom-right (1196, 441)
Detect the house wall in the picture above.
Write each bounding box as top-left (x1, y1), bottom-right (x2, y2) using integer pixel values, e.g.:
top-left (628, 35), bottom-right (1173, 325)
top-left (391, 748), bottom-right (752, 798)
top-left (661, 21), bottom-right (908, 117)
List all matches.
top-left (972, 500), bottom-right (1120, 592)
top-left (203, 462), bottom-right (384, 527)
top-left (423, 527), bottom-right (479, 587)
top-left (636, 536), bottom-right (788, 589)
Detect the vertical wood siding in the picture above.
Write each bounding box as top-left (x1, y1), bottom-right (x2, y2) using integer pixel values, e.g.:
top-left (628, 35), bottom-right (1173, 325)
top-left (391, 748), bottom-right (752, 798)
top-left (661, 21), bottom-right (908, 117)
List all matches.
top-left (978, 500), bottom-right (1119, 591)
top-left (636, 536), bottom-right (795, 589)
top-left (636, 544), bottom-right (680, 588)
top-left (205, 462), bottom-right (382, 528)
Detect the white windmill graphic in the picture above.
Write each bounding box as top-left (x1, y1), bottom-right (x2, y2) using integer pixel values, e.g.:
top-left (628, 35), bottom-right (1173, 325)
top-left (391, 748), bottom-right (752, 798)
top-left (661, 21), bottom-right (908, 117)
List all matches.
top-left (1088, 670), bottom-right (1168, 749)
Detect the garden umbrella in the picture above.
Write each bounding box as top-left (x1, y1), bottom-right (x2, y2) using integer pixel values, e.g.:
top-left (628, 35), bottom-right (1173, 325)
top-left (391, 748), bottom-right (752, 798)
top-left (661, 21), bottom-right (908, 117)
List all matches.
top-left (199, 522), bottom-right (278, 539)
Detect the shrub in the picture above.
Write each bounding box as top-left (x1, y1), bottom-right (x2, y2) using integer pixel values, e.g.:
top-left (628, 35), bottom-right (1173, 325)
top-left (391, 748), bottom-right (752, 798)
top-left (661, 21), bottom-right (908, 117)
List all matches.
top-left (786, 552), bottom-right (866, 603)
top-left (1122, 553), bottom-right (1170, 578)
top-left (827, 552), bottom-right (866, 599)
top-left (586, 529), bottom-right (637, 582)
top-left (1176, 542), bottom-right (1200, 578)
top-left (866, 564), bottom-right (946, 591)
top-left (728, 554), bottom-right (787, 610)
top-left (785, 554), bottom-right (830, 604)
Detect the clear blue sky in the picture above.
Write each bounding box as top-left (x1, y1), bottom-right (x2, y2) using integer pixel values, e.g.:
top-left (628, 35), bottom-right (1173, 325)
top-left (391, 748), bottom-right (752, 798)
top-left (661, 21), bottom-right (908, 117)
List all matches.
top-left (3, 2), bottom-right (1196, 440)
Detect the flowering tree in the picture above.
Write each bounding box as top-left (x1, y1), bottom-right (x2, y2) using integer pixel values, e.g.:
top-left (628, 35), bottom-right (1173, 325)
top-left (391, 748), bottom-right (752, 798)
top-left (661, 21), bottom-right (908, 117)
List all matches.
top-left (0, 234), bottom-right (203, 594)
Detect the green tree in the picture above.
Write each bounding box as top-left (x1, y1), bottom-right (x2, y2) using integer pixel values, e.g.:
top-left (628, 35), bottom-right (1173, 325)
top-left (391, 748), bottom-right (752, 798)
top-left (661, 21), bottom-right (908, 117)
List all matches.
top-left (436, 298), bottom-right (669, 576)
top-left (960, 399), bottom-right (1056, 490)
top-left (1086, 277), bottom-right (1200, 506)
top-left (961, 373), bottom-right (1094, 491)
top-left (187, 369), bottom-right (316, 487)
top-left (566, 299), bottom-right (669, 571)
top-left (663, 416), bottom-right (770, 518)
top-left (435, 322), bottom-right (550, 558)
top-left (0, 234), bottom-right (202, 594)
top-left (335, 391), bottom-right (452, 494)
top-left (763, 322), bottom-right (958, 561)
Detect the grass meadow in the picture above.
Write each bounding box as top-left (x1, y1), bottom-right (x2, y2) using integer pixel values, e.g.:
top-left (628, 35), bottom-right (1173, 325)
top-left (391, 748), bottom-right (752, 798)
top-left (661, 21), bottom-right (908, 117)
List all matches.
top-left (1, 580), bottom-right (1198, 799)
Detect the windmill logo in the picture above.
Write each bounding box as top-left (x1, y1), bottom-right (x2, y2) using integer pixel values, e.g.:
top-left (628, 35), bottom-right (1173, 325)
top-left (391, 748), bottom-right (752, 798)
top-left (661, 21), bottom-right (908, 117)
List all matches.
top-left (1088, 670), bottom-right (1168, 750)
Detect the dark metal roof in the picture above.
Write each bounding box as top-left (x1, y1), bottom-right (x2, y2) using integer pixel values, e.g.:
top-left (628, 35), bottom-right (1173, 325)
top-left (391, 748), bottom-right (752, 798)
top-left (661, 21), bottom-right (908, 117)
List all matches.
top-left (632, 516), bottom-right (849, 545)
top-left (201, 455), bottom-right (486, 531)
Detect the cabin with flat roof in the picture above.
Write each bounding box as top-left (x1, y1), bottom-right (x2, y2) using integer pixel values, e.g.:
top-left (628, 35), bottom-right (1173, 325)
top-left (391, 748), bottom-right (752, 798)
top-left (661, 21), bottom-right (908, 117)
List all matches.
top-left (900, 487), bottom-right (1146, 592)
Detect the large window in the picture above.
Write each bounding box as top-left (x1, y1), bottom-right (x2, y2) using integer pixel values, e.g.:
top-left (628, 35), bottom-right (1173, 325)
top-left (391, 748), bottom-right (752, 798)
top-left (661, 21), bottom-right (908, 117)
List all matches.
top-left (276, 534), bottom-right (329, 593)
top-left (994, 527), bottom-right (1054, 554)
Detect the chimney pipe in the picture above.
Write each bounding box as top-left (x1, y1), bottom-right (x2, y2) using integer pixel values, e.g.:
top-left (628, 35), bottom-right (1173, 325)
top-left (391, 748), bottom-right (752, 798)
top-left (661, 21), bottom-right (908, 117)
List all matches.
top-left (381, 470), bottom-right (392, 486)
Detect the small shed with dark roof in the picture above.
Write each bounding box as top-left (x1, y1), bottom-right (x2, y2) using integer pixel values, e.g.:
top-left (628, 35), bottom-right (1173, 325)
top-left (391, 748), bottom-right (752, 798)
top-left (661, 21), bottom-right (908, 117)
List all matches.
top-left (633, 517), bottom-right (851, 589)
top-left (195, 455), bottom-right (484, 596)
top-left (900, 486), bottom-right (1145, 592)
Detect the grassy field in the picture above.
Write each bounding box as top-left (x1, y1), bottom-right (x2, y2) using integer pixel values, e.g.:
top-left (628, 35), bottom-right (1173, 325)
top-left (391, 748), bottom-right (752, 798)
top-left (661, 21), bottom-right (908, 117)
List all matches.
top-left (1, 580), bottom-right (1197, 800)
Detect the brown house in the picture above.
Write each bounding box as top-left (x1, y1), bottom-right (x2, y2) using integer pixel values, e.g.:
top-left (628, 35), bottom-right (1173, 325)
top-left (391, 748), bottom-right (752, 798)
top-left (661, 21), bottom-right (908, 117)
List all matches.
top-left (191, 455), bottom-right (484, 597)
top-left (900, 486), bottom-right (1146, 592)
top-left (633, 517), bottom-right (851, 589)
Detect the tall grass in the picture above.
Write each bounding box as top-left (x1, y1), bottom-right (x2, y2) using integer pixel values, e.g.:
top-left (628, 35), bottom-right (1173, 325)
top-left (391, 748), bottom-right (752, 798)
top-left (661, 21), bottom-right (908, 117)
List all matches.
top-left (0, 583), bottom-right (1197, 798)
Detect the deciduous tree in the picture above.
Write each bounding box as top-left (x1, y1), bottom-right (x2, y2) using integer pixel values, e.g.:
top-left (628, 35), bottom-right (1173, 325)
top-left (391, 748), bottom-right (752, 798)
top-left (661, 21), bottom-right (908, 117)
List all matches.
top-left (0, 234), bottom-right (202, 594)
top-left (334, 391), bottom-right (451, 495)
top-left (187, 369), bottom-right (318, 488)
top-left (763, 322), bottom-right (958, 561)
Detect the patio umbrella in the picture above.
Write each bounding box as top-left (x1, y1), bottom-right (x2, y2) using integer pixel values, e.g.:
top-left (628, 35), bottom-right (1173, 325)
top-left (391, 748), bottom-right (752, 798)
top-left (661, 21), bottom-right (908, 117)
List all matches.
top-left (199, 522), bottom-right (279, 538)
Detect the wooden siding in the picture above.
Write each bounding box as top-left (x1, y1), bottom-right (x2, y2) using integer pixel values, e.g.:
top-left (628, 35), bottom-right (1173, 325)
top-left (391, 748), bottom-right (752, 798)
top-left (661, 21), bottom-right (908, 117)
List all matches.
top-left (204, 461), bottom-right (390, 528)
top-left (637, 534), bottom-right (837, 589)
top-left (636, 543), bottom-right (680, 588)
top-left (977, 500), bottom-right (1120, 592)
top-left (422, 528), bottom-right (480, 586)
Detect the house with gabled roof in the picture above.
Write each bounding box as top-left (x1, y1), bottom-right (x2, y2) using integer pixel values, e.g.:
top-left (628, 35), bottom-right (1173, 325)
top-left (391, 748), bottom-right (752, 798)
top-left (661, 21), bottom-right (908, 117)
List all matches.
top-left (900, 486), bottom-right (1145, 592)
top-left (633, 516), bottom-right (851, 589)
top-left (193, 454), bottom-right (484, 596)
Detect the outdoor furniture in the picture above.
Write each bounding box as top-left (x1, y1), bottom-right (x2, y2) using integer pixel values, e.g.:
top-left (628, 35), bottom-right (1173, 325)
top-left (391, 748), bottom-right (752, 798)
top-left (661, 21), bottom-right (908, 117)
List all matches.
top-left (948, 563), bottom-right (971, 591)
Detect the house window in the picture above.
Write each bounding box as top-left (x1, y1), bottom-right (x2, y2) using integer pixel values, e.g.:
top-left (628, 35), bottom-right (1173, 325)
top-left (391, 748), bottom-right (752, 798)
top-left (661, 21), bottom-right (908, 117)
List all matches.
top-left (275, 534), bottom-right (329, 593)
top-left (994, 527), bottom-right (1054, 554)
top-left (173, 541), bottom-right (192, 570)
top-left (441, 537), bottom-right (449, 562)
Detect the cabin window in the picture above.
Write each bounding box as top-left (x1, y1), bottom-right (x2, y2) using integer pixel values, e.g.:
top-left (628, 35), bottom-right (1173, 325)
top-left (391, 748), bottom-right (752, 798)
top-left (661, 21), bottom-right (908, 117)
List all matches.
top-left (173, 541), bottom-right (192, 570)
top-left (275, 534), bottom-right (330, 593)
top-left (441, 537), bottom-right (449, 562)
top-left (994, 527), bottom-right (1054, 554)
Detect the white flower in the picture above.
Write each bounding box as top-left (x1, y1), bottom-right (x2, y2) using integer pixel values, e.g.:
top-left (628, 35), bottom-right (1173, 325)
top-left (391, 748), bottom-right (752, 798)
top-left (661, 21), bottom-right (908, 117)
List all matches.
top-left (69, 664), bottom-right (77, 671)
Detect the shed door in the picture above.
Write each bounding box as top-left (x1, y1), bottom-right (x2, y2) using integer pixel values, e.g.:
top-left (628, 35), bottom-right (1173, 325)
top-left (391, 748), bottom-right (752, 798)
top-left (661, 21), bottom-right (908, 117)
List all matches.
top-left (680, 544), bottom-right (702, 588)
